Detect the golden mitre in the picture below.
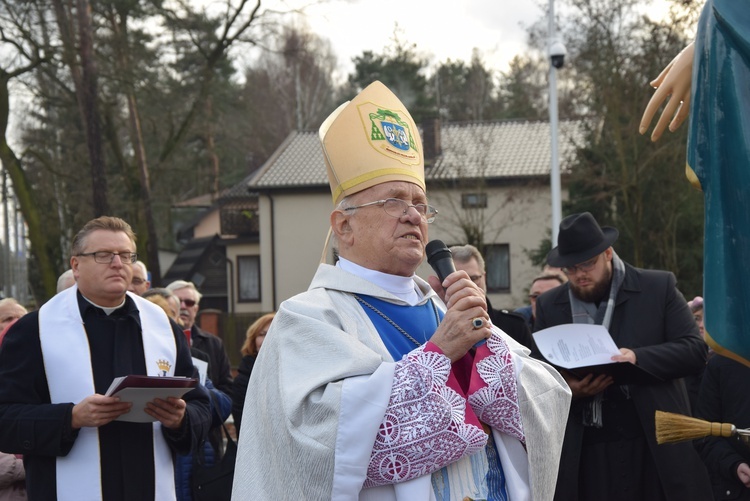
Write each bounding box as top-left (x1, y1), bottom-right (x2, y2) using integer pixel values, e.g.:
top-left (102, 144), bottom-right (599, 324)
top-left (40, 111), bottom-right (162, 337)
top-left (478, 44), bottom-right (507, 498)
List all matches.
top-left (319, 81), bottom-right (425, 205)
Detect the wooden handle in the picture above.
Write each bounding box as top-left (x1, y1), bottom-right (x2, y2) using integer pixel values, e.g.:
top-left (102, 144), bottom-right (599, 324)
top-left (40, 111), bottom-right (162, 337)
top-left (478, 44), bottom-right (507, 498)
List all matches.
top-left (709, 421), bottom-right (736, 438)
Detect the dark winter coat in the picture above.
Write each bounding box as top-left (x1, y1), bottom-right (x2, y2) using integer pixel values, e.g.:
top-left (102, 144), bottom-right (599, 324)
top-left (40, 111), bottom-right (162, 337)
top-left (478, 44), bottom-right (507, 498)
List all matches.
top-left (534, 263), bottom-right (712, 501)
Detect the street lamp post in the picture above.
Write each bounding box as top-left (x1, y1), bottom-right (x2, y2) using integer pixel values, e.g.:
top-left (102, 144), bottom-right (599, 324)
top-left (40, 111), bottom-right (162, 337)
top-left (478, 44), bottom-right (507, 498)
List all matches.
top-left (548, 0), bottom-right (565, 245)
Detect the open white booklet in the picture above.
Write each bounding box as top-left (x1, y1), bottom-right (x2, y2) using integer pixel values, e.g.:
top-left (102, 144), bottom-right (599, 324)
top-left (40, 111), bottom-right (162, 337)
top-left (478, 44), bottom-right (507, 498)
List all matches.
top-left (532, 324), bottom-right (662, 385)
top-left (105, 375), bottom-right (198, 423)
top-left (532, 324), bottom-right (620, 369)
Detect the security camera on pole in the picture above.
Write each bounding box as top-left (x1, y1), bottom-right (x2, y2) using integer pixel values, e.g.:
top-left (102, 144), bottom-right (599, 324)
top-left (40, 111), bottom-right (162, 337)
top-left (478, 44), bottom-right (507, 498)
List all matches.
top-left (550, 40), bottom-right (567, 69)
top-left (548, 0), bottom-right (566, 245)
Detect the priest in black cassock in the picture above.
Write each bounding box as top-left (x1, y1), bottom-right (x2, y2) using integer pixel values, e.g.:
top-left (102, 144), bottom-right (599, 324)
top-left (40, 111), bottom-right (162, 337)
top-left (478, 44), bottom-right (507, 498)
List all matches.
top-left (0, 216), bottom-right (211, 501)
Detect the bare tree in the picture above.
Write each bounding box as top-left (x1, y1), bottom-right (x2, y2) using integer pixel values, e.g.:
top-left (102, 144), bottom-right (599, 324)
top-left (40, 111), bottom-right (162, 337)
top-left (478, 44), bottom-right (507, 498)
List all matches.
top-left (51, 0), bottom-right (109, 215)
top-left (0, 0), bottom-right (58, 298)
top-left (558, 0), bottom-right (704, 294)
top-left (237, 23), bottom-right (337, 163)
top-left (427, 124), bottom-right (545, 251)
top-left (1, 0), bottom-right (274, 297)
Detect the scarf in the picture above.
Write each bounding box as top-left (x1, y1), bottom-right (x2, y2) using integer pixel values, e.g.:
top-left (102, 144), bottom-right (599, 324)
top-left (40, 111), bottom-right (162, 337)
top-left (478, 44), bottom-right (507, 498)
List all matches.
top-left (568, 250), bottom-right (626, 427)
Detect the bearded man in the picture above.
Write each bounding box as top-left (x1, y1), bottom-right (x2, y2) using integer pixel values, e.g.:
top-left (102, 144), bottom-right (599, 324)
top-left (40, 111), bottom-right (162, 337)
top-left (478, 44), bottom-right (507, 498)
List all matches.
top-left (534, 212), bottom-right (711, 501)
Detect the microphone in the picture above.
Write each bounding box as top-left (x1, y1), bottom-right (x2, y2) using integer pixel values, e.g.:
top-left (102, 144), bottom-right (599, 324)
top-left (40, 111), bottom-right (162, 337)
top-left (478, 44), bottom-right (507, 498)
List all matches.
top-left (426, 239), bottom-right (487, 348)
top-left (426, 240), bottom-right (456, 283)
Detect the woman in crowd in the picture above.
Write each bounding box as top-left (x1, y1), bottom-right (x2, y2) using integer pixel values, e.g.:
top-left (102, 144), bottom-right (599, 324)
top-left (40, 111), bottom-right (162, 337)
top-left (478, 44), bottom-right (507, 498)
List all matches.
top-left (231, 313), bottom-right (274, 434)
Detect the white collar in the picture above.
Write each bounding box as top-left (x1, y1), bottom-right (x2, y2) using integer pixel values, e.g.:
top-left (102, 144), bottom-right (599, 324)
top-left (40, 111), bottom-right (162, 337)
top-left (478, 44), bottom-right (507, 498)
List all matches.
top-left (337, 257), bottom-right (422, 306)
top-left (82, 294), bottom-right (126, 316)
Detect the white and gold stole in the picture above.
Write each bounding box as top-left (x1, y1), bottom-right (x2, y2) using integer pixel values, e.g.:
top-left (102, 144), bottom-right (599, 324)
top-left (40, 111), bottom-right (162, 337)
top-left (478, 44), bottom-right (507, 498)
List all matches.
top-left (39, 286), bottom-right (177, 501)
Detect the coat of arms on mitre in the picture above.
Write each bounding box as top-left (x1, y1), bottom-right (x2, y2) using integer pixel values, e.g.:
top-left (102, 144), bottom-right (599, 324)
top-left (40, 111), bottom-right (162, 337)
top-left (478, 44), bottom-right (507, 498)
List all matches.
top-left (358, 105), bottom-right (420, 165)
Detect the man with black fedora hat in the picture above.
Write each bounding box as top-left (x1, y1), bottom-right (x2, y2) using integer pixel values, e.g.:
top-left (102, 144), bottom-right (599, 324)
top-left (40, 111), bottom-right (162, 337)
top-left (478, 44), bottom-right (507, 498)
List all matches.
top-left (535, 212), bottom-right (711, 501)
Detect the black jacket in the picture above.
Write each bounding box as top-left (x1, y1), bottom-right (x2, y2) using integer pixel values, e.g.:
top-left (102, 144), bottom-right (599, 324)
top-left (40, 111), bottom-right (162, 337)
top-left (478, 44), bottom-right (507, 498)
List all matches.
top-left (486, 297), bottom-right (535, 350)
top-left (696, 355), bottom-right (750, 500)
top-left (191, 324), bottom-right (233, 398)
top-left (231, 354), bottom-right (256, 434)
top-left (534, 263), bottom-right (712, 501)
top-left (0, 293), bottom-right (211, 501)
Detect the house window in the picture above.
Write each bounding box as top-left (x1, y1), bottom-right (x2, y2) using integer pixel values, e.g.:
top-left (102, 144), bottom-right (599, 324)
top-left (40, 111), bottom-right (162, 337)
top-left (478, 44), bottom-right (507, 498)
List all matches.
top-left (485, 244), bottom-right (510, 292)
top-left (461, 193), bottom-right (487, 209)
top-left (237, 255), bottom-right (261, 302)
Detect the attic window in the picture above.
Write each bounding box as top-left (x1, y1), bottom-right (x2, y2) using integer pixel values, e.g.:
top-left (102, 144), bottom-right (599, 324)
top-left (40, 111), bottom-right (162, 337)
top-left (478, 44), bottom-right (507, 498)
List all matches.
top-left (462, 193), bottom-right (487, 209)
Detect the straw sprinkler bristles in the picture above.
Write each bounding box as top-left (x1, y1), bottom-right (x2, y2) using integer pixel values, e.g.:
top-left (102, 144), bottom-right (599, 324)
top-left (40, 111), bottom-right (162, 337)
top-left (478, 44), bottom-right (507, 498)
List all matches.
top-left (655, 410), bottom-right (736, 445)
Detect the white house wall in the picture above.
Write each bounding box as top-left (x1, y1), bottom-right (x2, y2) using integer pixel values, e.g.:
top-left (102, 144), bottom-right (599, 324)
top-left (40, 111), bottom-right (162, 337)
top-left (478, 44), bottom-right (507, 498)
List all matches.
top-left (266, 192), bottom-right (333, 306)
top-left (260, 183), bottom-right (567, 312)
top-left (193, 207), bottom-right (220, 239)
top-left (420, 182), bottom-right (566, 309)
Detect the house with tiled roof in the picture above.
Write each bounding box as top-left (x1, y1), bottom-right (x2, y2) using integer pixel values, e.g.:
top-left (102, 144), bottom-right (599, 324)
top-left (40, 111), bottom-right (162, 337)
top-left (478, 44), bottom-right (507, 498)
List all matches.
top-left (163, 175), bottom-right (260, 314)
top-left (245, 118), bottom-right (587, 311)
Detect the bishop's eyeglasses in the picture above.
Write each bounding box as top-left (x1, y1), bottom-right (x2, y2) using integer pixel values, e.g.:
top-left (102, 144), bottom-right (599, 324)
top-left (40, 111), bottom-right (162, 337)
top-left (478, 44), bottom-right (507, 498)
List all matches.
top-left (342, 198), bottom-right (438, 223)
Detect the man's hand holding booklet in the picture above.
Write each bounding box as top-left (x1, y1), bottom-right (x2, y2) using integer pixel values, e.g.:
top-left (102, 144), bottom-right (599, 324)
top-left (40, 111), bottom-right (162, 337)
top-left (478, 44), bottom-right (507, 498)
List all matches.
top-left (532, 324), bottom-right (662, 385)
top-left (105, 375), bottom-right (198, 423)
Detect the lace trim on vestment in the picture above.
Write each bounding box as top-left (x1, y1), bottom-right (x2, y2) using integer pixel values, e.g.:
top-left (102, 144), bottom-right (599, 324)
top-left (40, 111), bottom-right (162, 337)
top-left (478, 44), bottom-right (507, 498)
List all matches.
top-left (468, 335), bottom-right (525, 444)
top-left (364, 348), bottom-right (487, 487)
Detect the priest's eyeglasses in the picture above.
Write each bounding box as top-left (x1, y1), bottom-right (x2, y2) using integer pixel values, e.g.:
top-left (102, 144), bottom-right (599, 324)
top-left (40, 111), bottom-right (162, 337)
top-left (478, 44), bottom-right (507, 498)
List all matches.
top-left (343, 198), bottom-right (438, 223)
top-left (77, 251), bottom-right (138, 264)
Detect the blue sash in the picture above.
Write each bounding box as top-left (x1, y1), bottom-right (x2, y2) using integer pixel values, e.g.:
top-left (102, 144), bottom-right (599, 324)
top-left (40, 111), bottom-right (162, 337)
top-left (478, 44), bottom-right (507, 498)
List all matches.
top-left (355, 295), bottom-right (441, 359)
top-left (355, 294), bottom-right (508, 500)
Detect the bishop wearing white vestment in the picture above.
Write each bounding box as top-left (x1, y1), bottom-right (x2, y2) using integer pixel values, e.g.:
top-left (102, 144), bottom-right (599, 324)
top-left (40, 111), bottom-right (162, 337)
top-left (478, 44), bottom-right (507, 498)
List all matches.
top-left (232, 81), bottom-right (571, 501)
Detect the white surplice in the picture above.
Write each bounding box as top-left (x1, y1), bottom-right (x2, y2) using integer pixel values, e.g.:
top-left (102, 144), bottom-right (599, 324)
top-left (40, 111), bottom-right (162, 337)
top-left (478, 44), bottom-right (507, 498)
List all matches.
top-left (232, 264), bottom-right (570, 500)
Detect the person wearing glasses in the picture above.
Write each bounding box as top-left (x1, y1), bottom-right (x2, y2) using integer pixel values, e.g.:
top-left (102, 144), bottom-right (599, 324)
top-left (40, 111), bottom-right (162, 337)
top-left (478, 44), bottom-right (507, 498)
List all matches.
top-left (166, 280), bottom-right (233, 399)
top-left (441, 244), bottom-right (534, 349)
top-left (128, 260), bottom-right (151, 296)
top-left (232, 81), bottom-right (571, 501)
top-left (0, 216), bottom-right (211, 500)
top-left (534, 212), bottom-right (711, 501)
top-left (165, 279), bottom-right (234, 498)
top-left (515, 272), bottom-right (566, 332)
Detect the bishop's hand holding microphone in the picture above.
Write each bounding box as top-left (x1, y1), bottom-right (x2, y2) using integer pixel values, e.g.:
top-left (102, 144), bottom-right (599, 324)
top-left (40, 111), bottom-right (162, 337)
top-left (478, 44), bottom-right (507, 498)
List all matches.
top-left (425, 240), bottom-right (491, 361)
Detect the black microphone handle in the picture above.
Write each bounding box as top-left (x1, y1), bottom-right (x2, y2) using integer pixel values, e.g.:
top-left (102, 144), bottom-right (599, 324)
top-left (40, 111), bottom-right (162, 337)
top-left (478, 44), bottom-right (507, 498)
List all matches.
top-left (431, 258), bottom-right (456, 283)
top-left (425, 240), bottom-right (456, 282)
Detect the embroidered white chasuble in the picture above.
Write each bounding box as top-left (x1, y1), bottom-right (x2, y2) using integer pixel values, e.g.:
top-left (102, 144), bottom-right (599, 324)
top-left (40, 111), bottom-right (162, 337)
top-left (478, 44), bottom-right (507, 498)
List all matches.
top-left (232, 264), bottom-right (571, 501)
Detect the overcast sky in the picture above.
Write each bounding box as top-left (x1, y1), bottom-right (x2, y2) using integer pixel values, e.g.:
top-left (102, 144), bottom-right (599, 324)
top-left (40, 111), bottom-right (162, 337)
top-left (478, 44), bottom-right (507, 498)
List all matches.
top-left (264, 0), bottom-right (674, 83)
top-left (267, 0), bottom-right (545, 81)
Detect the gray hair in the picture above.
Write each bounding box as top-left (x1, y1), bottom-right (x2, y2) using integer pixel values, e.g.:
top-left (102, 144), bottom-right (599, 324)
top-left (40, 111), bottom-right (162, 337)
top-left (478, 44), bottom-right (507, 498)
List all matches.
top-left (166, 280), bottom-right (203, 301)
top-left (336, 195), bottom-right (355, 212)
top-left (449, 244), bottom-right (485, 271)
top-left (56, 269), bottom-right (76, 293)
top-left (133, 260), bottom-right (148, 277)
